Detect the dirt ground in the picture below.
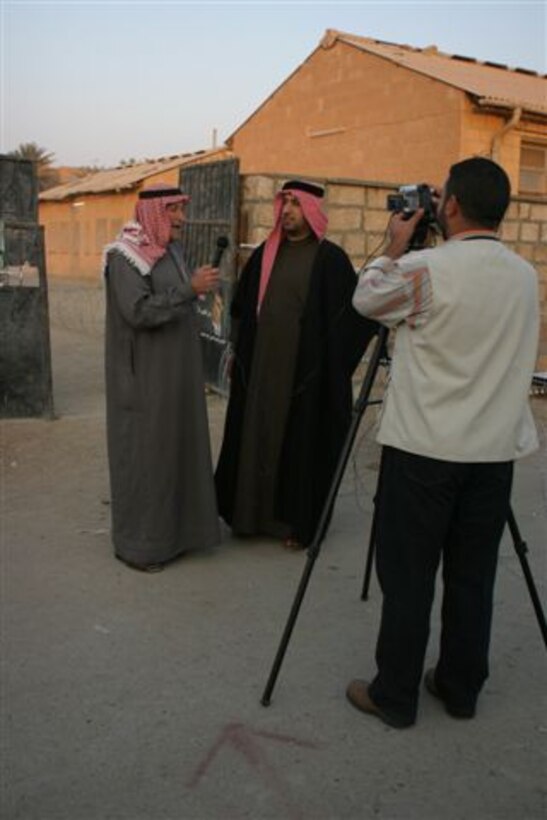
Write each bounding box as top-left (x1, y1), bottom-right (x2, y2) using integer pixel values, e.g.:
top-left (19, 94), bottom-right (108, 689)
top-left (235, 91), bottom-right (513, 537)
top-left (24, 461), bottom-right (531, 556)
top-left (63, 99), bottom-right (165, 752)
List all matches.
top-left (1, 281), bottom-right (546, 820)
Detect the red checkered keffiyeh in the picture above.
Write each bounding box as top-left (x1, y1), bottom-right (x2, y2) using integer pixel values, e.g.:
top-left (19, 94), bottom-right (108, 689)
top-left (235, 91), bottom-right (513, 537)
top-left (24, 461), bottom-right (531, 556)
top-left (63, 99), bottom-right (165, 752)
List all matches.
top-left (257, 181), bottom-right (328, 314)
top-left (103, 184), bottom-right (189, 276)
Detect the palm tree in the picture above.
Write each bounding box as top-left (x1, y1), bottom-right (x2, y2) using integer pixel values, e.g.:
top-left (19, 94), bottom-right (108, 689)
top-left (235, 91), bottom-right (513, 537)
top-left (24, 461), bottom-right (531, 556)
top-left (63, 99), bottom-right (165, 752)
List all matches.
top-left (8, 142), bottom-right (60, 190)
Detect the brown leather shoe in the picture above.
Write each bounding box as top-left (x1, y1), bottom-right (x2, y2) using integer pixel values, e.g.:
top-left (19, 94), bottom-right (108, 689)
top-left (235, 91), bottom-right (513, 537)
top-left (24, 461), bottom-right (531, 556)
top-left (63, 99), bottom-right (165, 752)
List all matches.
top-left (424, 668), bottom-right (475, 719)
top-left (345, 679), bottom-right (414, 729)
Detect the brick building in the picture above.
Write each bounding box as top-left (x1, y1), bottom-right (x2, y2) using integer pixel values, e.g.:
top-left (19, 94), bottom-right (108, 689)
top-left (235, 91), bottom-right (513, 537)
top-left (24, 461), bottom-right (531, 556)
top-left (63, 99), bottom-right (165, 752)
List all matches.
top-left (228, 29), bottom-right (546, 194)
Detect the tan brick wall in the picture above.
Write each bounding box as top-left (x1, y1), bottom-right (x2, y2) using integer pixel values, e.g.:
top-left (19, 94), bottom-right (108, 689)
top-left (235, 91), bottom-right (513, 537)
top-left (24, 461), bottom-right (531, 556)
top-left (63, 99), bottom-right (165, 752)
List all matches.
top-left (231, 43), bottom-right (464, 185)
top-left (459, 102), bottom-right (523, 182)
top-left (241, 173), bottom-right (547, 369)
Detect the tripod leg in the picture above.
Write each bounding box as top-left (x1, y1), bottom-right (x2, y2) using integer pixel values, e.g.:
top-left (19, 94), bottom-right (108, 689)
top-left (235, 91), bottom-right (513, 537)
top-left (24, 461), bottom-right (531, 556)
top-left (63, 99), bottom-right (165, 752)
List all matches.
top-left (506, 507), bottom-right (547, 650)
top-left (361, 507), bottom-right (376, 601)
top-left (261, 552), bottom-right (318, 706)
top-left (261, 326), bottom-right (389, 706)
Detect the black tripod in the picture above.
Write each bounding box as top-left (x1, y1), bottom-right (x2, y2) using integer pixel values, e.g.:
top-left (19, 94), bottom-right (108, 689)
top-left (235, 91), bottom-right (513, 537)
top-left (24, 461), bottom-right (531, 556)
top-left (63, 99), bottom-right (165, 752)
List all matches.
top-left (261, 325), bottom-right (546, 707)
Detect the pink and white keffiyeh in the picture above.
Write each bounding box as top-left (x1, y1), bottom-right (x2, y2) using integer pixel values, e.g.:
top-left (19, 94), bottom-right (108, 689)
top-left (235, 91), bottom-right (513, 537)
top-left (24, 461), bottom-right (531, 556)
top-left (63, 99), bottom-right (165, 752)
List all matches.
top-left (257, 181), bottom-right (328, 314)
top-left (103, 184), bottom-right (189, 276)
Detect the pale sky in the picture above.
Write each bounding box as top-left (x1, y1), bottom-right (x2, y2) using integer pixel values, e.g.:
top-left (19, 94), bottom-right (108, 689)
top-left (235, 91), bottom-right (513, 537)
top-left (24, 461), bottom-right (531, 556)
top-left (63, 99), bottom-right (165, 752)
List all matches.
top-left (1, 0), bottom-right (546, 168)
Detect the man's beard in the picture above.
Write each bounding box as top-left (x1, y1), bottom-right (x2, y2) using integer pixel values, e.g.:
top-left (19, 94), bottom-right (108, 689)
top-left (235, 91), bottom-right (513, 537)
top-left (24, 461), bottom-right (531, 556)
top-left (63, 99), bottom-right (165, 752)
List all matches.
top-left (283, 220), bottom-right (310, 239)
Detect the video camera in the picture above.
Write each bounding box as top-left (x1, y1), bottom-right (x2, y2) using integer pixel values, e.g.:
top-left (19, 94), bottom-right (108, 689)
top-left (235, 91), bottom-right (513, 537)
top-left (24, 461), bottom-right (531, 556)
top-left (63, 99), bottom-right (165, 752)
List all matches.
top-left (386, 184), bottom-right (438, 250)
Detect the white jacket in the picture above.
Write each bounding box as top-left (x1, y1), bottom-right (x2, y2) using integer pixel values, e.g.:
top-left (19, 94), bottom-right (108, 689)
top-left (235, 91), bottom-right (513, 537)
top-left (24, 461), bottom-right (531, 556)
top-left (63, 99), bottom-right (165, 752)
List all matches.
top-left (353, 234), bottom-right (539, 462)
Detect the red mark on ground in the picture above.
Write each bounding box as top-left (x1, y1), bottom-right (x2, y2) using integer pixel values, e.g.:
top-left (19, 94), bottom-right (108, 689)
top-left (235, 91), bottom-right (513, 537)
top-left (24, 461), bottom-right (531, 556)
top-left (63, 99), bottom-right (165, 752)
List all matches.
top-left (187, 721), bottom-right (319, 820)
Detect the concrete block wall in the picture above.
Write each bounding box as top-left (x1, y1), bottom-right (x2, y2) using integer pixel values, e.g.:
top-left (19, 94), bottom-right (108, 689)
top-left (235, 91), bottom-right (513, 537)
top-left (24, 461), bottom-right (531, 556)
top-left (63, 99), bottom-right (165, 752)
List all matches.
top-left (502, 199), bottom-right (547, 368)
top-left (240, 173), bottom-right (547, 369)
top-left (232, 44), bottom-right (463, 185)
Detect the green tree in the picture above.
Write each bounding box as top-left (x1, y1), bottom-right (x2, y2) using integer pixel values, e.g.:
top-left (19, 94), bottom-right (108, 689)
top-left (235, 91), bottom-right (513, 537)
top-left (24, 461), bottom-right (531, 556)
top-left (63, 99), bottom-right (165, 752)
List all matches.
top-left (8, 142), bottom-right (60, 190)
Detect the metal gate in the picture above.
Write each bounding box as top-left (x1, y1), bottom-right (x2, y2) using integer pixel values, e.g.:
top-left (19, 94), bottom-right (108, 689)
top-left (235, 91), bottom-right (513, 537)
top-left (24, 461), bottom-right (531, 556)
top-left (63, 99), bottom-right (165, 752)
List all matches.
top-left (0, 156), bottom-right (53, 418)
top-left (179, 158), bottom-right (239, 394)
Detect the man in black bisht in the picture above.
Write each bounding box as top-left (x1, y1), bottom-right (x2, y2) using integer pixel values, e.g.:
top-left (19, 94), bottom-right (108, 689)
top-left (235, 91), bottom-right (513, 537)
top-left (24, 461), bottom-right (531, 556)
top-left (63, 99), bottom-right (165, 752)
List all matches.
top-left (215, 179), bottom-right (377, 549)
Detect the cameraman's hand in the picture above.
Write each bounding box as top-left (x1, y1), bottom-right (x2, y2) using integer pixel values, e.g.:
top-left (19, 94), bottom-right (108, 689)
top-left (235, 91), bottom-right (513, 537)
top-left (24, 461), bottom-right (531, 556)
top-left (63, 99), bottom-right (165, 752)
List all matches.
top-left (385, 209), bottom-right (425, 259)
top-left (191, 265), bottom-right (220, 296)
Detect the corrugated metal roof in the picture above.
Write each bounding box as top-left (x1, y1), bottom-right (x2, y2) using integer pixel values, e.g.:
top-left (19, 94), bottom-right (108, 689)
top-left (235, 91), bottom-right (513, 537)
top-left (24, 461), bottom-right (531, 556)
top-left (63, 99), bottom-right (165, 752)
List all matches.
top-left (40, 147), bottom-right (234, 201)
top-left (328, 30), bottom-right (546, 114)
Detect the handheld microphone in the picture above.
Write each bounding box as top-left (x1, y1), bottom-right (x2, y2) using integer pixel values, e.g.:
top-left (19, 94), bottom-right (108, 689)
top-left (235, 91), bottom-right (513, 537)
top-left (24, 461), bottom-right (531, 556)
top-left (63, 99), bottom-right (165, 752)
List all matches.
top-left (212, 236), bottom-right (229, 267)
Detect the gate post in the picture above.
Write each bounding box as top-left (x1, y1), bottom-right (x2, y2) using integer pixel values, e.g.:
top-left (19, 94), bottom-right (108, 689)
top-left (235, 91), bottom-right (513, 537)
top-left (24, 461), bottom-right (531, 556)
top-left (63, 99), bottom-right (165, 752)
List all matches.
top-left (0, 156), bottom-right (54, 418)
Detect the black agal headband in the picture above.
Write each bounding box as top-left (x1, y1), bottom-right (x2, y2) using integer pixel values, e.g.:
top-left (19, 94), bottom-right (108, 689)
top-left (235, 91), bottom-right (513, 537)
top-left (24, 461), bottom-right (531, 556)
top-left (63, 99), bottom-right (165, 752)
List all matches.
top-left (138, 187), bottom-right (184, 199)
top-left (282, 180), bottom-right (324, 198)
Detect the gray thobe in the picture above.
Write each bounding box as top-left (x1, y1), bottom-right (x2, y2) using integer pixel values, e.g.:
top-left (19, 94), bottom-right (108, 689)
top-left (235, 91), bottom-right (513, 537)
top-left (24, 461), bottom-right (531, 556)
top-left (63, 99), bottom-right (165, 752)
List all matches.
top-left (104, 244), bottom-right (220, 566)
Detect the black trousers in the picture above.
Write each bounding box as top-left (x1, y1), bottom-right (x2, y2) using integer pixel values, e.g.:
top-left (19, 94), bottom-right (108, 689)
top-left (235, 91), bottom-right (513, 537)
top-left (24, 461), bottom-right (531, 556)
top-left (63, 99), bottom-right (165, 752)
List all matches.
top-left (368, 446), bottom-right (513, 724)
